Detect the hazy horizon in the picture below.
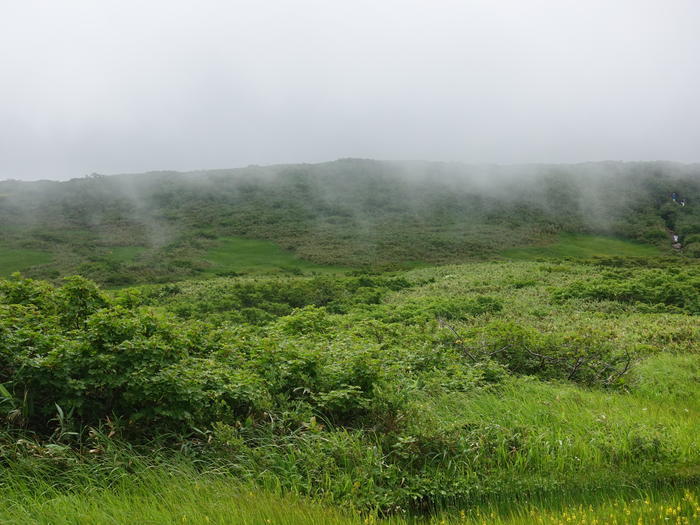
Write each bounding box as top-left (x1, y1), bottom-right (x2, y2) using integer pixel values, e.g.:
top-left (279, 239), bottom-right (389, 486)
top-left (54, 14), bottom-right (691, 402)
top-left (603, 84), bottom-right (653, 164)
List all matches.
top-left (2, 1), bottom-right (699, 180)
top-left (4, 157), bottom-right (700, 184)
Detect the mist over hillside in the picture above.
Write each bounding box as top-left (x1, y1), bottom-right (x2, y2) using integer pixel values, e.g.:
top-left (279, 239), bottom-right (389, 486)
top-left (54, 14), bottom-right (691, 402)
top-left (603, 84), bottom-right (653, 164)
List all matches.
top-left (4, 1), bottom-right (700, 522)
top-left (1, 159), bottom-right (699, 284)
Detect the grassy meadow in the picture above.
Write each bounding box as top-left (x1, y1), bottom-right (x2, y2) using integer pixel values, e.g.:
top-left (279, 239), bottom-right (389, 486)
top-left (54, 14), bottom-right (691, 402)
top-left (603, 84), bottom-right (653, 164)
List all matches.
top-left (204, 237), bottom-right (345, 275)
top-left (1, 465), bottom-right (697, 524)
top-left (0, 245), bottom-right (52, 276)
top-left (103, 246), bottom-right (145, 264)
top-left (501, 233), bottom-right (664, 259)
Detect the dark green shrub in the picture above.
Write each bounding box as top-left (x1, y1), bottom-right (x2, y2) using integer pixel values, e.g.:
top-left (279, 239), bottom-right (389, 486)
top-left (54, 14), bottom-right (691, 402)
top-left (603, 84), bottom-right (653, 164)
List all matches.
top-left (276, 306), bottom-right (332, 335)
top-left (0, 277), bottom-right (276, 435)
top-left (0, 274), bottom-right (56, 312)
top-left (461, 321), bottom-right (631, 386)
top-left (55, 276), bottom-right (108, 329)
top-left (371, 295), bottom-right (502, 323)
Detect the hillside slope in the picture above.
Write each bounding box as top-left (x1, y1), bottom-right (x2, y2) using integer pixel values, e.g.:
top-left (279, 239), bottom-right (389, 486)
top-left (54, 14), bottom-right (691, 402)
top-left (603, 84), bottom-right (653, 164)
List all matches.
top-left (1, 159), bottom-right (698, 284)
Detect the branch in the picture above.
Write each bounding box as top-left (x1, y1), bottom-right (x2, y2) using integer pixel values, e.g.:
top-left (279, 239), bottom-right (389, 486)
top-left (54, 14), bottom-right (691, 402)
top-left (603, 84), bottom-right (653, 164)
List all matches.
top-left (437, 318), bottom-right (477, 362)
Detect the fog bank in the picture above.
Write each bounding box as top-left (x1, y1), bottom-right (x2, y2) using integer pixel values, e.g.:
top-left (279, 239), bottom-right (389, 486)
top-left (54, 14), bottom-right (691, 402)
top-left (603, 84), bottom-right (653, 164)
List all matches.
top-left (2, 1), bottom-right (699, 180)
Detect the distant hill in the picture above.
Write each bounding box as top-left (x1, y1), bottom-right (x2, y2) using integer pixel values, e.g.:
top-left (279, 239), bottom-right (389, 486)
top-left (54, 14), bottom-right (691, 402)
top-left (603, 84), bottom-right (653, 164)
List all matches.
top-left (1, 159), bottom-right (699, 284)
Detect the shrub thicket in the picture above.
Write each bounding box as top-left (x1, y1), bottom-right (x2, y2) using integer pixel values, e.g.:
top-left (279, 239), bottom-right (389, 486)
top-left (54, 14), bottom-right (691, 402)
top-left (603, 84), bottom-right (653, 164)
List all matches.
top-left (555, 267), bottom-right (700, 313)
top-left (0, 264), bottom-right (697, 512)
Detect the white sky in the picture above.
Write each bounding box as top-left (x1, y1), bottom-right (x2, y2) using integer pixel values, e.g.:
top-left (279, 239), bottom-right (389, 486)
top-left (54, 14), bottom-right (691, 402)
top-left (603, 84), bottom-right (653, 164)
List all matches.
top-left (1, 0), bottom-right (699, 179)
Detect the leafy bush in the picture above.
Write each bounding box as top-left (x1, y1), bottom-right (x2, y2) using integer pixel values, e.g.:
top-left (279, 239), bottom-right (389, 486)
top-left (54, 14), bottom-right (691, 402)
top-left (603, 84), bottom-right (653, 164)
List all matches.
top-left (0, 276), bottom-right (271, 435)
top-left (458, 321), bottom-right (633, 386)
top-left (140, 275), bottom-right (414, 325)
top-left (0, 276), bottom-right (424, 436)
top-left (554, 268), bottom-right (700, 313)
top-left (369, 295), bottom-right (502, 323)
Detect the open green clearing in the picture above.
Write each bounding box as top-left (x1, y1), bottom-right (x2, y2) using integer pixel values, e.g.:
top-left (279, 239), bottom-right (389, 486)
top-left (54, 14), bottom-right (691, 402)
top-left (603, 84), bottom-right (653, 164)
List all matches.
top-left (0, 245), bottom-right (51, 276)
top-left (102, 246), bottom-right (145, 264)
top-left (501, 233), bottom-right (663, 260)
top-left (204, 237), bottom-right (346, 275)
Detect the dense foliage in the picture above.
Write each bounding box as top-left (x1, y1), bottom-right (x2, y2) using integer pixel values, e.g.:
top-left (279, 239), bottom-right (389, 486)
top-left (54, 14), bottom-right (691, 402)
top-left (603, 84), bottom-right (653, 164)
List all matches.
top-left (555, 267), bottom-right (700, 313)
top-left (1, 260), bottom-right (698, 513)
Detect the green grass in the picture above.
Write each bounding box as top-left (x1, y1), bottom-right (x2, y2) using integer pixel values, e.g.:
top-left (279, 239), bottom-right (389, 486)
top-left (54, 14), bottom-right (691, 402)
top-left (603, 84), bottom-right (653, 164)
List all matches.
top-left (204, 237), bottom-right (346, 275)
top-left (418, 363), bottom-right (700, 478)
top-left (0, 245), bottom-right (52, 276)
top-left (0, 465), bottom-right (360, 525)
top-left (0, 465), bottom-right (697, 524)
top-left (501, 233), bottom-right (663, 260)
top-left (103, 246), bottom-right (145, 263)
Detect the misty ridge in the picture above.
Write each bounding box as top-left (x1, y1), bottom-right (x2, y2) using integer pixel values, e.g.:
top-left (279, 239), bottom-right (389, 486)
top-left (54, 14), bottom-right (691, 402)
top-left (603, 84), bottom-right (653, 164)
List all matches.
top-left (1, 158), bottom-right (699, 284)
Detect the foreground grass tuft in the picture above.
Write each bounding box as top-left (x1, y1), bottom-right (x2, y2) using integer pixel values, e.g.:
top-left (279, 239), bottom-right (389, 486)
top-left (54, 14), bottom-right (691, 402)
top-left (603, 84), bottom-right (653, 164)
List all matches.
top-left (1, 466), bottom-right (697, 524)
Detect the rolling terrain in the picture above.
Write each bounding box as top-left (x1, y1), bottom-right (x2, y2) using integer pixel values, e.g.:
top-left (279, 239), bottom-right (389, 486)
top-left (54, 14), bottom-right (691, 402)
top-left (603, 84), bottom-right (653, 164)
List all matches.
top-left (0, 160), bottom-right (699, 524)
top-left (2, 159), bottom-right (699, 284)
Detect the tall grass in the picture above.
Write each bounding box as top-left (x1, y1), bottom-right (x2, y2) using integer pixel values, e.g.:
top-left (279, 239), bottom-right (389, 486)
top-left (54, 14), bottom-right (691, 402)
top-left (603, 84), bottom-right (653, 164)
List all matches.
top-left (1, 463), bottom-right (697, 524)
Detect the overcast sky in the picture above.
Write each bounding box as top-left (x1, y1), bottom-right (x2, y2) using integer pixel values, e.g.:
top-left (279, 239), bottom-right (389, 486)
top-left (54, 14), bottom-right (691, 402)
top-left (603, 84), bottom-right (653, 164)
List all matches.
top-left (1, 1), bottom-right (699, 180)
